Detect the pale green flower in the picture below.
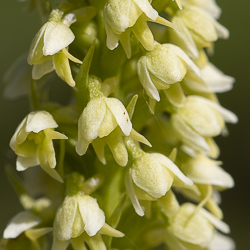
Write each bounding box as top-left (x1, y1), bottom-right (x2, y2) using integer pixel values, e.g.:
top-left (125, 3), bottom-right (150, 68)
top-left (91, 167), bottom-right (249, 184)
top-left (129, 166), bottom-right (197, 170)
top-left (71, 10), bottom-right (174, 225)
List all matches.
top-left (137, 42), bottom-right (200, 102)
top-left (181, 153), bottom-right (234, 189)
top-left (165, 203), bottom-right (230, 249)
top-left (171, 6), bottom-right (228, 53)
top-left (52, 173), bottom-right (124, 250)
top-left (27, 9), bottom-right (82, 87)
top-left (184, 62), bottom-right (235, 93)
top-left (10, 111), bottom-right (67, 182)
top-left (103, 0), bottom-right (173, 58)
top-left (181, 0), bottom-right (221, 19)
top-left (76, 78), bottom-right (150, 166)
top-left (124, 139), bottom-right (192, 216)
top-left (170, 96), bottom-right (237, 156)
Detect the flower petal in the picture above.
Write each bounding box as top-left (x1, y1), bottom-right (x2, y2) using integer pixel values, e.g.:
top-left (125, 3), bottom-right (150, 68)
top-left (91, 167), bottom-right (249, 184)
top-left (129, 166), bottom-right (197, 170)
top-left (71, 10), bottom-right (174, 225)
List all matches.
top-left (43, 22), bottom-right (75, 56)
top-left (16, 156), bottom-right (39, 171)
top-left (105, 98), bottom-right (132, 136)
top-left (80, 98), bottom-right (106, 141)
top-left (32, 59), bottom-right (54, 80)
top-left (133, 0), bottom-right (158, 20)
top-left (171, 114), bottom-right (210, 152)
top-left (125, 171), bottom-right (144, 216)
top-left (3, 211), bottom-right (41, 239)
top-left (77, 195), bottom-right (105, 236)
top-left (137, 56), bottom-right (160, 101)
top-left (106, 129), bottom-right (128, 166)
top-left (54, 196), bottom-right (78, 241)
top-left (166, 44), bottom-right (201, 77)
top-left (200, 207), bottom-right (230, 233)
top-left (154, 153), bottom-right (193, 186)
top-left (25, 111), bottom-right (58, 133)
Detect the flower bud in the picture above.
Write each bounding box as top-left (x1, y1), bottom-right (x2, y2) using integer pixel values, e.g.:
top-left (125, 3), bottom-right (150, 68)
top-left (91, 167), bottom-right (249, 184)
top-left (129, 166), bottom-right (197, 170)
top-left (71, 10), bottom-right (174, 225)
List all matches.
top-left (137, 43), bottom-right (200, 101)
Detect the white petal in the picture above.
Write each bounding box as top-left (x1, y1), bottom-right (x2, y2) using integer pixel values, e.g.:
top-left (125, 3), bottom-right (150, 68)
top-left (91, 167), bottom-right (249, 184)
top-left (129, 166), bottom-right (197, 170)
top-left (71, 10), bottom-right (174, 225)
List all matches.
top-left (10, 117), bottom-right (27, 150)
top-left (137, 56), bottom-right (160, 101)
top-left (3, 211), bottom-right (41, 239)
top-left (214, 20), bottom-right (229, 39)
top-left (103, 0), bottom-right (130, 33)
top-left (54, 197), bottom-right (78, 241)
top-left (16, 156), bottom-right (39, 170)
top-left (202, 63), bottom-right (234, 93)
top-left (76, 133), bottom-right (90, 156)
top-left (209, 231), bottom-right (235, 250)
top-left (182, 156), bottom-right (234, 188)
top-left (77, 195), bottom-right (105, 236)
top-left (27, 23), bottom-right (48, 65)
top-left (32, 59), bottom-right (54, 80)
top-left (26, 111), bottom-right (58, 133)
top-left (104, 20), bottom-right (119, 50)
top-left (171, 114), bottom-right (210, 152)
top-left (154, 153), bottom-right (193, 186)
top-left (188, 96), bottom-right (238, 124)
top-left (133, 0), bottom-right (158, 20)
top-left (200, 208), bottom-right (230, 233)
top-left (166, 44), bottom-right (201, 77)
top-left (170, 17), bottom-right (199, 59)
top-left (43, 22), bottom-right (75, 56)
top-left (105, 98), bottom-right (132, 136)
top-left (125, 171), bottom-right (144, 216)
top-left (80, 98), bottom-right (106, 141)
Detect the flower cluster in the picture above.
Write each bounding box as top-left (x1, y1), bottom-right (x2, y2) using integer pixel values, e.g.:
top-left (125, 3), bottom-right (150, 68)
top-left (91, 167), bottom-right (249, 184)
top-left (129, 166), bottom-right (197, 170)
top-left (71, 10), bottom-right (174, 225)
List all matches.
top-left (3, 0), bottom-right (236, 249)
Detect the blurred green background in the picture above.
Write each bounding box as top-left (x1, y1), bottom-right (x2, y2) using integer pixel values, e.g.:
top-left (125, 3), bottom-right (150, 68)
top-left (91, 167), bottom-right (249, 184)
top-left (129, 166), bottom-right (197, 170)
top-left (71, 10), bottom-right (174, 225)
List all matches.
top-left (0, 0), bottom-right (249, 249)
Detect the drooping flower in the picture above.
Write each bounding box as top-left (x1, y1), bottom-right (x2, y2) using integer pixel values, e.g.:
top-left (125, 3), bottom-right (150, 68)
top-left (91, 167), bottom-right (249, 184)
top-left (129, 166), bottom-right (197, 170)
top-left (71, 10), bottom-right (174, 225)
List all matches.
top-left (124, 138), bottom-right (193, 216)
top-left (137, 42), bottom-right (201, 102)
top-left (181, 0), bottom-right (221, 19)
top-left (10, 111), bottom-right (67, 182)
top-left (27, 9), bottom-right (82, 87)
top-left (103, 0), bottom-right (173, 58)
top-left (76, 77), bottom-right (151, 166)
top-left (52, 172), bottom-right (124, 250)
top-left (170, 95), bottom-right (237, 157)
top-left (180, 153), bottom-right (234, 189)
top-left (165, 203), bottom-right (230, 249)
top-left (169, 5), bottom-right (228, 58)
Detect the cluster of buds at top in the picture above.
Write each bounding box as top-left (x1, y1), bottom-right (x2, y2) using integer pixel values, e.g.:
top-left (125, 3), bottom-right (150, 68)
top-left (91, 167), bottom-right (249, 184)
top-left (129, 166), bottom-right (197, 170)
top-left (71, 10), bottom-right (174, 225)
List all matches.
top-left (3, 0), bottom-right (237, 249)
